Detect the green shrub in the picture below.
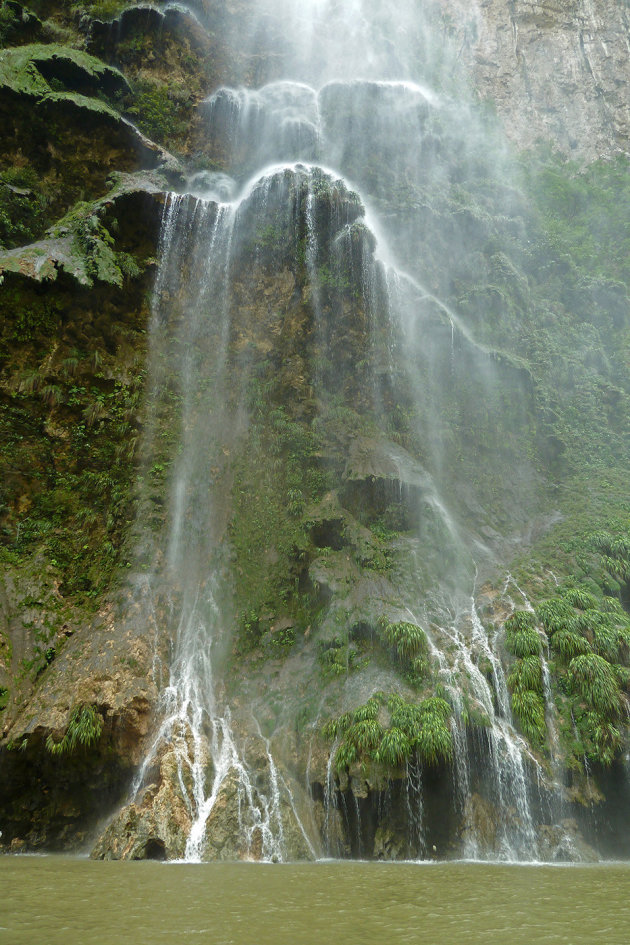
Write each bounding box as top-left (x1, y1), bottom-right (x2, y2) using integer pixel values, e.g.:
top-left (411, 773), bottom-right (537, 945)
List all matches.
top-left (507, 655), bottom-right (543, 694)
top-left (511, 689), bottom-right (546, 742)
top-left (569, 653), bottom-right (623, 718)
top-left (378, 619), bottom-right (428, 662)
top-left (323, 691), bottom-right (453, 771)
top-left (536, 597), bottom-right (577, 635)
top-left (589, 716), bottom-right (621, 766)
top-left (412, 705), bottom-right (453, 766)
top-left (374, 727), bottom-right (411, 766)
top-left (45, 704), bottom-right (103, 755)
top-left (552, 628), bottom-right (592, 662)
top-left (563, 586), bottom-right (599, 611)
top-left (504, 611), bottom-right (541, 657)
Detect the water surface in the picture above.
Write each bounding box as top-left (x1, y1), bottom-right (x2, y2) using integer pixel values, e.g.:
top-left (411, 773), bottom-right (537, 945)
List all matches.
top-left (2, 858), bottom-right (630, 944)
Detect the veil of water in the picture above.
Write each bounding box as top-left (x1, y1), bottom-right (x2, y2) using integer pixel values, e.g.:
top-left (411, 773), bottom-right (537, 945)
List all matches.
top-left (114, 0), bottom-right (574, 863)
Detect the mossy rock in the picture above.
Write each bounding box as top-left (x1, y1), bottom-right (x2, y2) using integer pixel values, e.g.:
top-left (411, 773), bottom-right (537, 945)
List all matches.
top-left (0, 175), bottom-right (167, 287)
top-left (0, 43), bottom-right (179, 233)
top-left (0, 1), bottom-right (44, 48)
top-left (0, 42), bottom-right (130, 98)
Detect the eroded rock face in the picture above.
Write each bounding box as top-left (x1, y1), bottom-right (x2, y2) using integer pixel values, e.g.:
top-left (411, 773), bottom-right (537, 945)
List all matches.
top-left (93, 730), bottom-right (319, 862)
top-left (444, 0), bottom-right (630, 159)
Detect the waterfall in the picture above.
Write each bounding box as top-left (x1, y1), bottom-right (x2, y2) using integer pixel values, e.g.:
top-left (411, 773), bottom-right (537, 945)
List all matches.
top-left (97, 0), bottom-right (573, 862)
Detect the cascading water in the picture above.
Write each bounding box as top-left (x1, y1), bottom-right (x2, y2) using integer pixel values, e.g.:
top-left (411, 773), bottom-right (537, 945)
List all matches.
top-left (99, 0), bottom-right (577, 862)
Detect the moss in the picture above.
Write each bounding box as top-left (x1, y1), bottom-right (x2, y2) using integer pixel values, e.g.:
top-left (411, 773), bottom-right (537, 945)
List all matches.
top-left (0, 220), bottom-right (151, 607)
top-left (0, 43), bottom-right (129, 101)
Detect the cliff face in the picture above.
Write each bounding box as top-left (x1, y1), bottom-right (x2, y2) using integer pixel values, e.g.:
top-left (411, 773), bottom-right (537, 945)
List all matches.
top-left (0, 0), bottom-right (630, 861)
top-left (445, 0), bottom-right (630, 160)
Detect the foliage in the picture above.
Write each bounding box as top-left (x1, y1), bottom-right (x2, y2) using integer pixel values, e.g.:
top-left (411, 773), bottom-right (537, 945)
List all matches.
top-left (568, 653), bottom-right (623, 719)
top-left (45, 704), bottom-right (103, 755)
top-left (504, 611), bottom-right (541, 657)
top-left (318, 637), bottom-right (365, 678)
top-left (0, 166), bottom-right (49, 249)
top-left (511, 688), bottom-right (546, 743)
top-left (0, 262), bottom-right (147, 607)
top-left (553, 628), bottom-right (591, 661)
top-left (46, 203), bottom-right (140, 288)
top-left (126, 79), bottom-right (189, 146)
top-left (377, 619), bottom-right (428, 663)
top-left (323, 691), bottom-right (453, 772)
top-left (526, 536), bottom-right (630, 766)
top-left (507, 655), bottom-right (543, 694)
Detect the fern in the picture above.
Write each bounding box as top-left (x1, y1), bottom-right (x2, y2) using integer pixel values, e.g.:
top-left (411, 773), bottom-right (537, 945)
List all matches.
top-left (45, 705), bottom-right (103, 756)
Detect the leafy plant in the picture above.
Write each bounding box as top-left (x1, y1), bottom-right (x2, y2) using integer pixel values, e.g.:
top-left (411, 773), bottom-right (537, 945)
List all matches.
top-left (323, 691), bottom-right (453, 772)
top-left (569, 653), bottom-right (623, 718)
top-left (511, 688), bottom-right (546, 743)
top-left (507, 655), bottom-right (543, 694)
top-left (45, 704), bottom-right (103, 755)
top-left (378, 619), bottom-right (428, 663)
top-left (504, 611), bottom-right (541, 657)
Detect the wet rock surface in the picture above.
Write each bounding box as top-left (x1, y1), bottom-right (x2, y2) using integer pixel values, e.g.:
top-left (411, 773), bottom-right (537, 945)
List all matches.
top-left (446, 0), bottom-right (630, 159)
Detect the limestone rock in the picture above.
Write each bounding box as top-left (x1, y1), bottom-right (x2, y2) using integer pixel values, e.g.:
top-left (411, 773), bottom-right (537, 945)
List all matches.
top-left (443, 0), bottom-right (630, 159)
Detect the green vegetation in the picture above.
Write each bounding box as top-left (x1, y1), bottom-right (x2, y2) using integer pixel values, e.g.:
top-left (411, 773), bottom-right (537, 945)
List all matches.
top-left (377, 619), bottom-right (428, 663)
top-left (0, 42), bottom-right (128, 102)
top-left (45, 704), bottom-right (103, 755)
top-left (511, 688), bottom-right (546, 744)
top-left (126, 79), bottom-right (190, 148)
top-left (73, 1), bottom-right (129, 18)
top-left (0, 166), bottom-right (50, 250)
top-left (323, 691), bottom-right (453, 772)
top-left (230, 394), bottom-right (328, 652)
top-left (48, 202), bottom-right (142, 287)
top-left (502, 519), bottom-right (630, 767)
top-left (0, 215), bottom-right (149, 609)
top-left (504, 611), bottom-right (541, 657)
top-left (519, 530), bottom-right (630, 767)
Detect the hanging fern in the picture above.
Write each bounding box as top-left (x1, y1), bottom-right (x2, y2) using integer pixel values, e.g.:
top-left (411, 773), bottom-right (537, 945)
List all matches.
top-left (504, 611), bottom-right (541, 657)
top-left (536, 598), bottom-right (576, 635)
top-left (552, 628), bottom-right (592, 662)
top-left (511, 689), bottom-right (546, 743)
top-left (569, 653), bottom-right (623, 719)
top-left (377, 619), bottom-right (428, 662)
top-left (375, 727), bottom-right (411, 767)
top-left (508, 655), bottom-right (544, 694)
top-left (45, 705), bottom-right (103, 756)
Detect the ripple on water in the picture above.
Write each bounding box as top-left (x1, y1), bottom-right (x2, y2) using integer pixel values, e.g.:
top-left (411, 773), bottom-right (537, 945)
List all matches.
top-left (1, 858), bottom-right (630, 945)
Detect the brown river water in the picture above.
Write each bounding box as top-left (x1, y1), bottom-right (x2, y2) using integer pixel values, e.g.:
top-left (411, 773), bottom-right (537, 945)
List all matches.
top-left (1, 857), bottom-right (629, 945)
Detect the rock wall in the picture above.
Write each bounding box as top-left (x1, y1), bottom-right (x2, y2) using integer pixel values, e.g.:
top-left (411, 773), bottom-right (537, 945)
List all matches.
top-left (444, 0), bottom-right (630, 159)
